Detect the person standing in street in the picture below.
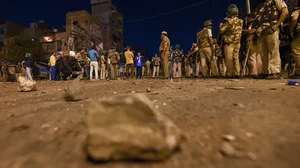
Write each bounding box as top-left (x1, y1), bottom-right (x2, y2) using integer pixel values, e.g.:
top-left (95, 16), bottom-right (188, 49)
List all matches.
top-left (124, 46), bottom-right (135, 78)
top-left (15, 62), bottom-right (22, 82)
top-left (24, 53), bottom-right (33, 80)
top-left (135, 52), bottom-right (144, 79)
top-left (1, 62), bottom-right (9, 82)
top-left (88, 46), bottom-right (99, 80)
top-left (145, 59), bottom-right (151, 76)
top-left (108, 49), bottom-right (119, 80)
top-left (159, 31), bottom-right (171, 79)
top-left (219, 4), bottom-right (243, 78)
top-left (289, 5), bottom-right (300, 79)
top-left (152, 54), bottom-right (161, 78)
top-left (254, 0), bottom-right (288, 79)
top-left (75, 48), bottom-right (86, 79)
top-left (197, 20), bottom-right (219, 78)
top-left (49, 52), bottom-right (57, 80)
top-left (172, 45), bottom-right (184, 78)
top-left (100, 50), bottom-right (107, 80)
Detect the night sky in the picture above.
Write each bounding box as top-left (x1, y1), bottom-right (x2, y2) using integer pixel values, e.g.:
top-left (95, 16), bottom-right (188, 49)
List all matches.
top-left (1, 0), bottom-right (246, 54)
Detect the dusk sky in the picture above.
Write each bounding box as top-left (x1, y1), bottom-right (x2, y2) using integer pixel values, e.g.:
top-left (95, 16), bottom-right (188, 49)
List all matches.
top-left (1, 0), bottom-right (246, 54)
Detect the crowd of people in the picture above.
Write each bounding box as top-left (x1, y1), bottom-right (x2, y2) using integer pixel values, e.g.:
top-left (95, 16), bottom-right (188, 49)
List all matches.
top-left (1, 1), bottom-right (300, 82)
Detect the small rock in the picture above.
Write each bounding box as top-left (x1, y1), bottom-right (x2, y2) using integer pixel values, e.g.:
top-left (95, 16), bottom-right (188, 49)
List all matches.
top-left (225, 87), bottom-right (245, 90)
top-left (81, 104), bottom-right (84, 107)
top-left (248, 152), bottom-right (257, 160)
top-left (41, 91), bottom-right (46, 94)
top-left (133, 81), bottom-right (138, 85)
top-left (58, 89), bottom-right (62, 91)
top-left (163, 103), bottom-right (166, 106)
top-left (131, 91), bottom-right (136, 93)
top-left (219, 142), bottom-right (236, 156)
top-left (67, 108), bottom-right (70, 111)
top-left (178, 87), bottom-right (182, 90)
top-left (146, 87), bottom-right (151, 92)
top-left (222, 135), bottom-right (236, 141)
top-left (10, 125), bottom-right (30, 132)
top-left (152, 91), bottom-right (159, 95)
top-left (153, 100), bottom-right (158, 102)
top-left (37, 99), bottom-right (40, 101)
top-left (18, 77), bottom-right (37, 92)
top-left (114, 92), bottom-right (117, 95)
top-left (246, 132), bottom-right (254, 138)
top-left (41, 124), bottom-right (50, 129)
top-left (54, 127), bottom-right (59, 132)
top-left (233, 103), bottom-right (245, 108)
top-left (155, 105), bottom-right (159, 109)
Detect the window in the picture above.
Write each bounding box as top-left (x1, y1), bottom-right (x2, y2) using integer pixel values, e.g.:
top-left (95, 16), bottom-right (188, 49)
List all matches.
top-left (0, 28), bottom-right (5, 35)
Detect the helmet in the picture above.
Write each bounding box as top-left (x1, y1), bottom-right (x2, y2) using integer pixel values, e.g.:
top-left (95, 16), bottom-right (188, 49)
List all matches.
top-left (161, 31), bottom-right (168, 35)
top-left (204, 20), bottom-right (212, 27)
top-left (227, 4), bottom-right (239, 17)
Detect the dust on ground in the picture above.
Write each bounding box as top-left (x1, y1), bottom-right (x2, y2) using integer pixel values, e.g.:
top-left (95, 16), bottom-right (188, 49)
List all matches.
top-left (0, 78), bottom-right (300, 168)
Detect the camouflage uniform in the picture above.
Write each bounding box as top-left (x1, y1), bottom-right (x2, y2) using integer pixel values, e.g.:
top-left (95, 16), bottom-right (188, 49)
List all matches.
top-left (159, 31), bottom-right (171, 78)
top-left (172, 46), bottom-right (184, 78)
top-left (152, 56), bottom-right (161, 77)
top-left (108, 50), bottom-right (119, 79)
top-left (197, 25), bottom-right (219, 77)
top-left (255, 0), bottom-right (287, 76)
top-left (222, 5), bottom-right (243, 77)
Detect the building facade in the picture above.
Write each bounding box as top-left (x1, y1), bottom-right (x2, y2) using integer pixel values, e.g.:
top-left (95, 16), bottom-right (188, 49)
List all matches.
top-left (91, 0), bottom-right (123, 51)
top-left (0, 21), bottom-right (24, 50)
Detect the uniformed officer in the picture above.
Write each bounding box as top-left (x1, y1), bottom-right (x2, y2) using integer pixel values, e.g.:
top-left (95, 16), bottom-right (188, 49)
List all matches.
top-left (159, 31), bottom-right (171, 79)
top-left (254, 0), bottom-right (288, 79)
top-left (219, 4), bottom-right (243, 78)
top-left (172, 45), bottom-right (184, 78)
top-left (289, 5), bottom-right (300, 79)
top-left (197, 20), bottom-right (219, 77)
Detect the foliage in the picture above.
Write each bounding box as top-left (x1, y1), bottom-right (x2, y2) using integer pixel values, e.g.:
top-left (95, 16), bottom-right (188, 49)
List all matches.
top-left (0, 35), bottom-right (47, 63)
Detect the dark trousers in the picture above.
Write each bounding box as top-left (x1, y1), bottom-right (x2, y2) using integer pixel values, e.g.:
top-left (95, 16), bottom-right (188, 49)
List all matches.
top-left (126, 64), bottom-right (135, 78)
top-left (85, 67), bottom-right (90, 80)
top-left (136, 66), bottom-right (142, 79)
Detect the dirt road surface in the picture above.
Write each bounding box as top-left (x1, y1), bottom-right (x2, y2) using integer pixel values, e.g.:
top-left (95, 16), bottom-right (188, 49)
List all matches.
top-left (0, 78), bottom-right (300, 168)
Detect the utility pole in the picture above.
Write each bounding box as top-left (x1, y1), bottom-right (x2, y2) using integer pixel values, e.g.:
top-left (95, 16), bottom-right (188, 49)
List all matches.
top-left (246, 0), bottom-right (251, 14)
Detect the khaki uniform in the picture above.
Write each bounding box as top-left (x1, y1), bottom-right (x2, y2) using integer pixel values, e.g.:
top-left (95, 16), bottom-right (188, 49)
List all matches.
top-left (223, 16), bottom-right (243, 77)
top-left (291, 9), bottom-right (300, 75)
top-left (124, 51), bottom-right (135, 78)
top-left (109, 52), bottom-right (119, 79)
top-left (197, 28), bottom-right (218, 77)
top-left (247, 34), bottom-right (262, 76)
top-left (159, 36), bottom-right (170, 78)
top-left (1, 65), bottom-right (9, 82)
top-left (100, 55), bottom-right (106, 80)
top-left (256, 0), bottom-right (287, 74)
top-left (145, 61), bottom-right (151, 76)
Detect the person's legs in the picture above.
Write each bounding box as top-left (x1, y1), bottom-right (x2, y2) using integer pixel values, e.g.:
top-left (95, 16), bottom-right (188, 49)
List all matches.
top-left (153, 66), bottom-right (156, 77)
top-left (257, 35), bottom-right (270, 75)
top-left (139, 66), bottom-right (142, 78)
top-left (163, 52), bottom-right (169, 78)
top-left (51, 66), bottom-right (56, 80)
top-left (90, 62), bottom-right (94, 80)
top-left (26, 67), bottom-right (33, 80)
top-left (94, 62), bottom-right (99, 80)
top-left (224, 44), bottom-right (234, 77)
top-left (200, 49), bottom-right (208, 77)
top-left (291, 36), bottom-right (300, 76)
top-left (173, 62), bottom-right (178, 78)
top-left (232, 43), bottom-right (241, 76)
top-left (267, 30), bottom-right (281, 74)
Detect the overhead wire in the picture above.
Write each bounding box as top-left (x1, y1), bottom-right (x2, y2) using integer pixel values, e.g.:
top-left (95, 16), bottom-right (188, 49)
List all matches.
top-left (124, 0), bottom-right (210, 23)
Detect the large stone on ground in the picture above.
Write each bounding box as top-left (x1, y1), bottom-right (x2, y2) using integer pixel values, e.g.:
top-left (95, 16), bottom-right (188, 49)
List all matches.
top-left (18, 76), bottom-right (37, 92)
top-left (85, 94), bottom-right (185, 161)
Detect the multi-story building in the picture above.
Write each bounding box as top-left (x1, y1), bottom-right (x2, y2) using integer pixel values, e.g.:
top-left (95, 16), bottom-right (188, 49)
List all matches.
top-left (0, 21), bottom-right (24, 48)
top-left (91, 0), bottom-right (124, 51)
top-left (41, 10), bottom-right (104, 54)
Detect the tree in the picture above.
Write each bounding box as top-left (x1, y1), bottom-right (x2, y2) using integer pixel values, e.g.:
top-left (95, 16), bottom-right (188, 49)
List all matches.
top-left (0, 35), bottom-right (47, 63)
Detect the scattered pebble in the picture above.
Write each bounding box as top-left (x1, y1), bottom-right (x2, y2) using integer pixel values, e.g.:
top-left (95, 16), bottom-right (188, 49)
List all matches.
top-left (233, 103), bottom-right (245, 108)
top-left (246, 132), bottom-right (254, 138)
top-left (146, 87), bottom-right (151, 92)
top-left (225, 87), bottom-right (245, 90)
top-left (58, 89), bottom-right (61, 91)
top-left (133, 81), bottom-right (138, 85)
top-left (113, 92), bottom-right (117, 95)
top-left (66, 108), bottom-right (70, 111)
top-left (163, 103), bottom-right (166, 106)
top-left (155, 105), bottom-right (159, 109)
top-left (219, 142), bottom-right (236, 156)
top-left (80, 104), bottom-right (84, 107)
top-left (222, 135), bottom-right (236, 141)
top-left (54, 127), bottom-right (59, 132)
top-left (153, 100), bottom-right (158, 102)
top-left (131, 91), bottom-right (135, 93)
top-left (248, 152), bottom-right (257, 160)
top-left (41, 124), bottom-right (50, 129)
